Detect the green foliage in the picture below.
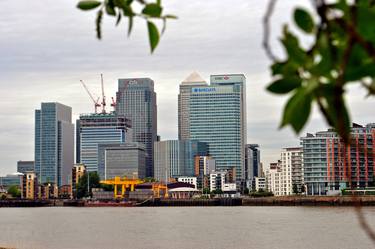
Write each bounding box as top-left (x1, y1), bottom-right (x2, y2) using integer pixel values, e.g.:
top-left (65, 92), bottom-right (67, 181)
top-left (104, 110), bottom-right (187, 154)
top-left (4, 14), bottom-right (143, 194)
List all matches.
top-left (292, 184), bottom-right (298, 194)
top-left (7, 185), bottom-right (21, 198)
top-left (202, 188), bottom-right (210, 195)
top-left (250, 190), bottom-right (274, 198)
top-left (266, 1), bottom-right (375, 143)
top-left (76, 0), bottom-right (176, 53)
top-left (143, 177), bottom-right (156, 182)
top-left (244, 188), bottom-right (250, 195)
top-left (76, 172), bottom-right (101, 199)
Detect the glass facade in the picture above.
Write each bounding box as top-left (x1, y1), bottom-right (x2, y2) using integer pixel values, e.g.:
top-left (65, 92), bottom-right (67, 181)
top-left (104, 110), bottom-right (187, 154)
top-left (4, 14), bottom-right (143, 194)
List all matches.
top-left (245, 144), bottom-right (260, 183)
top-left (34, 102), bottom-right (74, 186)
top-left (301, 123), bottom-right (375, 195)
top-left (154, 140), bottom-right (208, 181)
top-left (17, 161), bottom-right (34, 174)
top-left (97, 143), bottom-right (146, 180)
top-left (76, 113), bottom-right (132, 172)
top-left (116, 78), bottom-right (157, 178)
top-left (188, 74), bottom-right (246, 181)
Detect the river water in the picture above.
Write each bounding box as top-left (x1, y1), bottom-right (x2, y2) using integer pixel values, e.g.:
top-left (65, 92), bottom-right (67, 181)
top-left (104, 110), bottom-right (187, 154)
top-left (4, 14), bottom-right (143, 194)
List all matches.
top-left (0, 206), bottom-right (374, 249)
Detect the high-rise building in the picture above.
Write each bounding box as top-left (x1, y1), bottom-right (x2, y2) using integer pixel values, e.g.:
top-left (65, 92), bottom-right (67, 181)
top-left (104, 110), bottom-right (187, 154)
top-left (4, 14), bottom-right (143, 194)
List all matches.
top-left (154, 140), bottom-right (208, 182)
top-left (116, 78), bottom-right (157, 177)
top-left (76, 113), bottom-right (132, 172)
top-left (98, 143), bottom-right (146, 180)
top-left (17, 161), bottom-right (34, 174)
top-left (35, 102), bottom-right (74, 186)
top-left (188, 74), bottom-right (246, 181)
top-left (245, 144), bottom-right (261, 186)
top-left (301, 123), bottom-right (375, 195)
top-left (178, 72), bottom-right (208, 140)
top-left (279, 147), bottom-right (303, 195)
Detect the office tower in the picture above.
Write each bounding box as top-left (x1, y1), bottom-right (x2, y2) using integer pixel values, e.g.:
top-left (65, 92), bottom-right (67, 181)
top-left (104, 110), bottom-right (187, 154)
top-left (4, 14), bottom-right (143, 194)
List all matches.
top-left (98, 143), bottom-right (146, 180)
top-left (76, 113), bottom-right (132, 172)
top-left (188, 74), bottom-right (246, 181)
top-left (301, 123), bottom-right (375, 195)
top-left (17, 161), bottom-right (34, 174)
top-left (245, 144), bottom-right (260, 187)
top-left (116, 78), bottom-right (157, 177)
top-left (35, 102), bottom-right (74, 186)
top-left (154, 140), bottom-right (208, 181)
top-left (178, 72), bottom-right (208, 140)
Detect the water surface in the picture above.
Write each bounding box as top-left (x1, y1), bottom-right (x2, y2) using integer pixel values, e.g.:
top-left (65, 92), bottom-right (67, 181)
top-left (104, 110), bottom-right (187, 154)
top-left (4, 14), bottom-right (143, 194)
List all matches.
top-left (0, 206), bottom-right (374, 249)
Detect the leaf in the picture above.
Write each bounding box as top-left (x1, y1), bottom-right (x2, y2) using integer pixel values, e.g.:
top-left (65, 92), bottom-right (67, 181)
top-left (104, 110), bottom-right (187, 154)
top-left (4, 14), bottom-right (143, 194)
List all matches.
top-left (281, 26), bottom-right (306, 65)
top-left (267, 77), bottom-right (302, 94)
top-left (142, 3), bottom-right (163, 17)
top-left (147, 21), bottom-right (160, 53)
top-left (116, 12), bottom-right (122, 26)
top-left (294, 8), bottom-right (314, 34)
top-left (77, 0), bottom-right (102, 10)
top-left (96, 9), bottom-right (103, 39)
top-left (280, 88), bottom-right (312, 133)
top-left (105, 0), bottom-right (116, 16)
top-left (127, 16), bottom-right (133, 37)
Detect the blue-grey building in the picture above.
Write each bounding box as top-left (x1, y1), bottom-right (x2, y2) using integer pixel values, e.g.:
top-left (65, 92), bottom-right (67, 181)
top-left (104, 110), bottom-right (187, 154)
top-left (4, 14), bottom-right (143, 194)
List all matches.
top-left (116, 78), bottom-right (157, 178)
top-left (98, 143), bottom-right (146, 180)
top-left (76, 113), bottom-right (132, 172)
top-left (187, 74), bottom-right (247, 181)
top-left (154, 140), bottom-right (208, 181)
top-left (245, 144), bottom-right (261, 187)
top-left (17, 161), bottom-right (34, 174)
top-left (35, 102), bottom-right (74, 186)
top-left (0, 173), bottom-right (22, 189)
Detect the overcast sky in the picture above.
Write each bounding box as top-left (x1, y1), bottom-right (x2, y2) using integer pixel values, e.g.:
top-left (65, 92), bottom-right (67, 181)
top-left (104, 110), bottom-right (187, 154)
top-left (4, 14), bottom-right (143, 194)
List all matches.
top-left (0, 0), bottom-right (373, 175)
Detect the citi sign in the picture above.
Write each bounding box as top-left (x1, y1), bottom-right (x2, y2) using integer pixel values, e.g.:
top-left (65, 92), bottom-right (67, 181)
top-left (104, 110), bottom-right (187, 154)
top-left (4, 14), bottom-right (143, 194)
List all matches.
top-left (192, 88), bottom-right (216, 93)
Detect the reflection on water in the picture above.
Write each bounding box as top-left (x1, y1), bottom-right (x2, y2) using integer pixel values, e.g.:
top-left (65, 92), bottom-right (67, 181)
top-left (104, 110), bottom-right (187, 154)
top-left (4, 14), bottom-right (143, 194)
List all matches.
top-left (0, 206), bottom-right (374, 249)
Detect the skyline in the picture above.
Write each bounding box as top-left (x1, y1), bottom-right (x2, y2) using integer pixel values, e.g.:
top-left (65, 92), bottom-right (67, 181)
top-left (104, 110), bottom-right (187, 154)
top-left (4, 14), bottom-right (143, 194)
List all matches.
top-left (0, 0), bottom-right (374, 175)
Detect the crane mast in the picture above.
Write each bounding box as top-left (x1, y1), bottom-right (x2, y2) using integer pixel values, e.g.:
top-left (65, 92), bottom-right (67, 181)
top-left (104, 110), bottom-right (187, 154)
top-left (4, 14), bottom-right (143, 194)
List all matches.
top-left (101, 73), bottom-right (106, 114)
top-left (80, 80), bottom-right (101, 113)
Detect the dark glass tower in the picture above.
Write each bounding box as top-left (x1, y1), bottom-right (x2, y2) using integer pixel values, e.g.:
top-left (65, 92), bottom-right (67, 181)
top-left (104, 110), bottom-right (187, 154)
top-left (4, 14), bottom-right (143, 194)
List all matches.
top-left (34, 102), bottom-right (74, 186)
top-left (116, 78), bottom-right (157, 177)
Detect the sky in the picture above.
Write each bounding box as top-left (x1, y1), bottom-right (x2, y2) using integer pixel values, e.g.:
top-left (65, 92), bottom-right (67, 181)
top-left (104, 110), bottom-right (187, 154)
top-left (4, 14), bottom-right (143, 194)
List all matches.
top-left (0, 0), bottom-right (373, 175)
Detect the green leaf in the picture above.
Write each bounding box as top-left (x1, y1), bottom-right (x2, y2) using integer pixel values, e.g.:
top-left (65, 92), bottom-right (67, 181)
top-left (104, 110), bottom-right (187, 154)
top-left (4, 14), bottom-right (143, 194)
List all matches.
top-left (127, 16), bottom-right (133, 37)
top-left (281, 26), bottom-right (306, 65)
top-left (147, 21), bottom-right (160, 53)
top-left (96, 9), bottom-right (103, 39)
top-left (280, 88), bottom-right (312, 133)
top-left (105, 0), bottom-right (116, 16)
top-left (116, 12), bottom-right (122, 26)
top-left (143, 3), bottom-right (163, 17)
top-left (267, 77), bottom-right (302, 94)
top-left (294, 8), bottom-right (314, 34)
top-left (77, 0), bottom-right (102, 10)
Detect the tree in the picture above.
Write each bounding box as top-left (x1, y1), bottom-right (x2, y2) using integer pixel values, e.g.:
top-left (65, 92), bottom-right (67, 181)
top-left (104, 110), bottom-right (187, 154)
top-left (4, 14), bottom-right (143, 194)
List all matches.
top-left (300, 185), bottom-right (306, 194)
top-left (76, 0), bottom-right (177, 53)
top-left (76, 172), bottom-right (101, 198)
top-left (292, 184), bottom-right (298, 194)
top-left (7, 185), bottom-right (21, 198)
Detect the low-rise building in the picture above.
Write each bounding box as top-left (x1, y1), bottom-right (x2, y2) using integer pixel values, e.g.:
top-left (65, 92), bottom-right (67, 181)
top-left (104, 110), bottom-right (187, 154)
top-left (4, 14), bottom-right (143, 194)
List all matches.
top-left (0, 173), bottom-right (22, 189)
top-left (254, 177), bottom-right (266, 191)
top-left (71, 164), bottom-right (86, 199)
top-left (177, 177), bottom-right (197, 189)
top-left (21, 172), bottom-right (38, 200)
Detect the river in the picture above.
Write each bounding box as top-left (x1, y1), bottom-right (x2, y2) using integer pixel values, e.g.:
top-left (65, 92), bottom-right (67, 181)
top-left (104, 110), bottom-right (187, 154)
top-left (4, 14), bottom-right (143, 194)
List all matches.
top-left (0, 206), bottom-right (374, 249)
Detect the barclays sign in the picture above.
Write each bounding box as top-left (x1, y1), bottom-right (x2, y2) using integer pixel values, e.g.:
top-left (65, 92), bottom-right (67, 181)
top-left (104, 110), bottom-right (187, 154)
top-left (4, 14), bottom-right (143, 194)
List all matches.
top-left (192, 87), bottom-right (216, 93)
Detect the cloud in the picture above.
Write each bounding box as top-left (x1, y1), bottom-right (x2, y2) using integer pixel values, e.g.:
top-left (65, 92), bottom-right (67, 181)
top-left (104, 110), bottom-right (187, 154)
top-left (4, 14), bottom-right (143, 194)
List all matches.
top-left (0, 0), bottom-right (373, 175)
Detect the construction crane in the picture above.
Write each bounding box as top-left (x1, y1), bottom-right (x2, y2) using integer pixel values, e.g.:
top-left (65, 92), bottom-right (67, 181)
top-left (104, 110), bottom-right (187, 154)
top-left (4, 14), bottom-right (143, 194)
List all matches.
top-left (80, 80), bottom-right (101, 113)
top-left (100, 73), bottom-right (106, 114)
top-left (111, 97), bottom-right (116, 110)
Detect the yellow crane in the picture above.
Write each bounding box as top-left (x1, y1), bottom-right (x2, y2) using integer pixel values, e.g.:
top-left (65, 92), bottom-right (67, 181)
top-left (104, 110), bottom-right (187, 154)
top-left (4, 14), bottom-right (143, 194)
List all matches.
top-left (100, 176), bottom-right (144, 199)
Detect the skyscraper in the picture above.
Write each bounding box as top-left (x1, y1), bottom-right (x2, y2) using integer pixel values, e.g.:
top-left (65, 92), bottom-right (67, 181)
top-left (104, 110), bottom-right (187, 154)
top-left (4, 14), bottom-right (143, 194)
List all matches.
top-left (178, 72), bottom-right (208, 140)
top-left (35, 102), bottom-right (74, 186)
top-left (76, 113), bottom-right (132, 172)
top-left (188, 74), bottom-right (247, 181)
top-left (245, 144), bottom-right (260, 186)
top-left (154, 140), bottom-right (208, 182)
top-left (116, 78), bottom-right (157, 177)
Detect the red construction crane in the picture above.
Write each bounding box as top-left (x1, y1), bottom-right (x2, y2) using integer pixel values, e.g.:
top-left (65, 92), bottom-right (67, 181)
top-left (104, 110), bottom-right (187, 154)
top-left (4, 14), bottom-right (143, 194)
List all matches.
top-left (80, 80), bottom-right (101, 113)
top-left (100, 73), bottom-right (106, 114)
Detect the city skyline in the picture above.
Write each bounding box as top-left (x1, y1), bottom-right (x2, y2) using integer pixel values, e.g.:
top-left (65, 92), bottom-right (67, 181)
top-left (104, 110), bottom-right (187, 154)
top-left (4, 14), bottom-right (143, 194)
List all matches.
top-left (0, 0), bottom-right (374, 175)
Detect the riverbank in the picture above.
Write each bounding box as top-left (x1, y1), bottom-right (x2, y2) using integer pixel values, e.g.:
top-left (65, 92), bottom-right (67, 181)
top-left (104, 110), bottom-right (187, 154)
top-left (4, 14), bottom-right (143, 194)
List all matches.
top-left (1, 196), bottom-right (375, 207)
